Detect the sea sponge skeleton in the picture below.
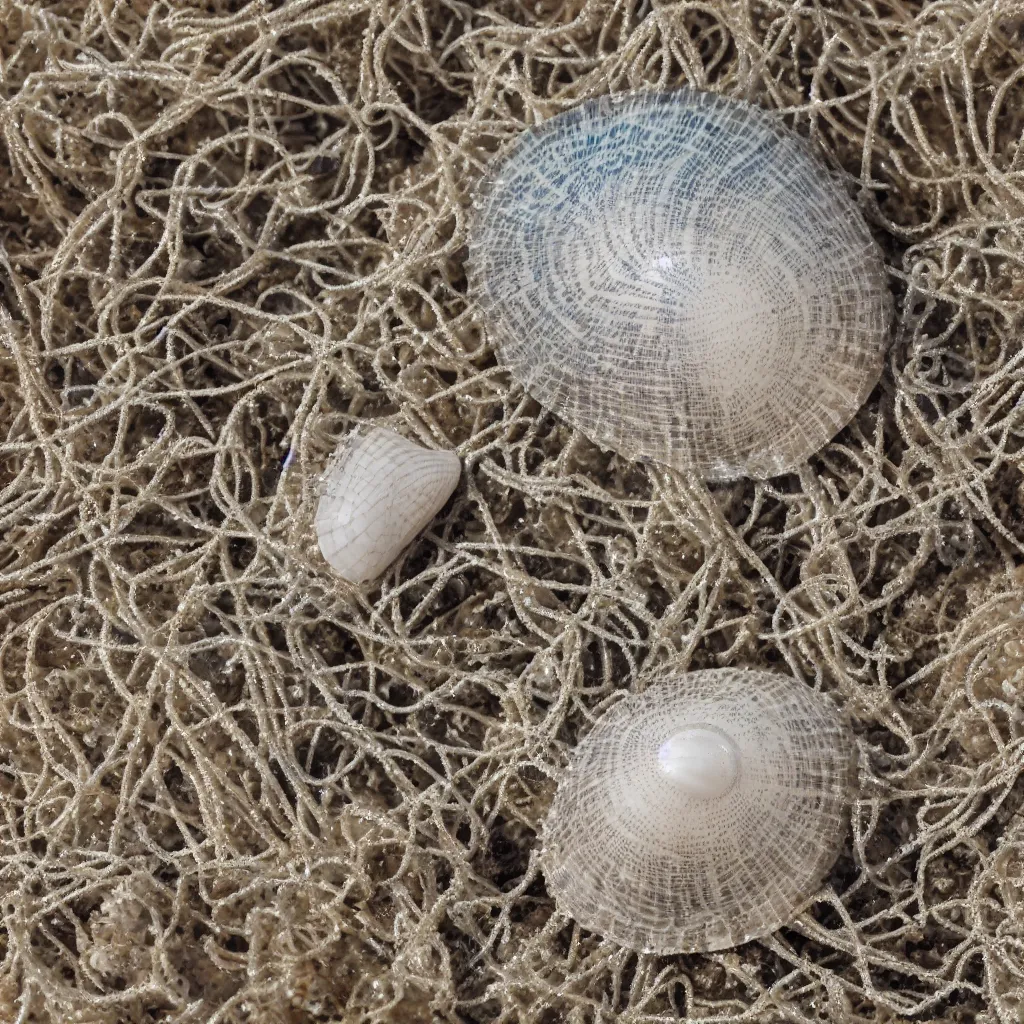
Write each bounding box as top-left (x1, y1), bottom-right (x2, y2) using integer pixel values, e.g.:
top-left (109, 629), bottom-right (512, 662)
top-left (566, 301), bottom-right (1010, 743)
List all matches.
top-left (314, 426), bottom-right (460, 584)
top-left (467, 89), bottom-right (892, 480)
top-left (542, 668), bottom-right (855, 952)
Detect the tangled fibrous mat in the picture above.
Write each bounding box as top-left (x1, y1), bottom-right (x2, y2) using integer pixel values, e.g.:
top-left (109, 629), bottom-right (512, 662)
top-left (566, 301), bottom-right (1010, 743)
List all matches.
top-left (0, 1), bottom-right (1022, 1022)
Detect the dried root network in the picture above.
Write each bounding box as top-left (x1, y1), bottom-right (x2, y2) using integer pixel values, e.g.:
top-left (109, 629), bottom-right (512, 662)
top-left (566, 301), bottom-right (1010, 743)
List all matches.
top-left (0, 1), bottom-right (1023, 1022)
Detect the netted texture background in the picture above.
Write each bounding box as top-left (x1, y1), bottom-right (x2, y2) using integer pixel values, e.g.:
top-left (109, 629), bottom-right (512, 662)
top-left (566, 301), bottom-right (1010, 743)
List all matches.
top-left (0, 1), bottom-right (1022, 1022)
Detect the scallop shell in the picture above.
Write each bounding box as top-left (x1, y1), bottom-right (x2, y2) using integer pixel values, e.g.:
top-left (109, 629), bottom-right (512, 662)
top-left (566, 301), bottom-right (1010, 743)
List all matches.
top-left (314, 427), bottom-right (460, 584)
top-left (542, 668), bottom-right (854, 952)
top-left (467, 89), bottom-right (892, 480)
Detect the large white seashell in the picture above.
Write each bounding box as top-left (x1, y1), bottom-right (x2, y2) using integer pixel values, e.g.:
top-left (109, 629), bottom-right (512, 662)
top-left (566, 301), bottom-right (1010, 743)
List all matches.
top-left (314, 427), bottom-right (460, 584)
top-left (467, 89), bottom-right (892, 480)
top-left (542, 668), bottom-right (854, 953)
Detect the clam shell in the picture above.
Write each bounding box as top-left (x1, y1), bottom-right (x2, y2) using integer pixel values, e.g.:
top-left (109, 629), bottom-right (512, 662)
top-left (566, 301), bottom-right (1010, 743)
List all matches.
top-left (467, 89), bottom-right (892, 480)
top-left (541, 668), bottom-right (854, 952)
top-left (315, 427), bottom-right (460, 584)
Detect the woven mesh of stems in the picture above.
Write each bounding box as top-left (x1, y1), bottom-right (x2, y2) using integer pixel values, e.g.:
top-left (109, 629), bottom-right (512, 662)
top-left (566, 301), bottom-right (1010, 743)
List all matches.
top-left (6, 2), bottom-right (1024, 1017)
top-left (467, 89), bottom-right (892, 480)
top-left (542, 668), bottom-right (855, 952)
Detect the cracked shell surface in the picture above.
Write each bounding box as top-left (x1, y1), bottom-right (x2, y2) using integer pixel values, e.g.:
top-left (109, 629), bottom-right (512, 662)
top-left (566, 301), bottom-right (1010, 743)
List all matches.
top-left (467, 89), bottom-right (892, 480)
top-left (541, 668), bottom-right (855, 952)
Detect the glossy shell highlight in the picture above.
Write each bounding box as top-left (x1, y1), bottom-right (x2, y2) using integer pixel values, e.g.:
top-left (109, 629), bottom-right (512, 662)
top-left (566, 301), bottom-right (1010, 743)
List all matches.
top-left (541, 668), bottom-right (854, 952)
top-left (467, 89), bottom-right (892, 480)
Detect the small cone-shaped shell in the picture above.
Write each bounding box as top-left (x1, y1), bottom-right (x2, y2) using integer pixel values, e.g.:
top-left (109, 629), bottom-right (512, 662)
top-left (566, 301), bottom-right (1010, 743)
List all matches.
top-left (467, 89), bottom-right (892, 480)
top-left (315, 427), bottom-right (460, 584)
top-left (542, 668), bottom-right (854, 952)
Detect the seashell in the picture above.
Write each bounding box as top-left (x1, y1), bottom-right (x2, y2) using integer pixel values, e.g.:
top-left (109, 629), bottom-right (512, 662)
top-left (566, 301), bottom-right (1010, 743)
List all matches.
top-left (467, 89), bottom-right (892, 480)
top-left (541, 667), bottom-right (854, 952)
top-left (315, 427), bottom-right (460, 584)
